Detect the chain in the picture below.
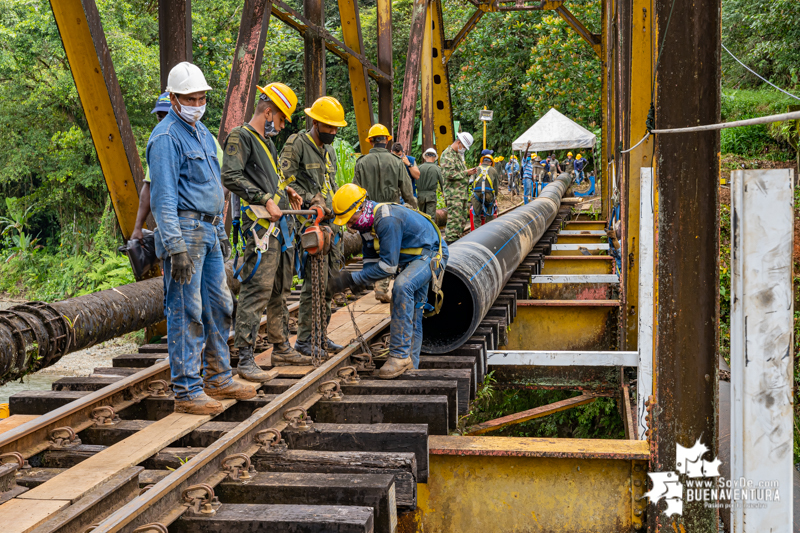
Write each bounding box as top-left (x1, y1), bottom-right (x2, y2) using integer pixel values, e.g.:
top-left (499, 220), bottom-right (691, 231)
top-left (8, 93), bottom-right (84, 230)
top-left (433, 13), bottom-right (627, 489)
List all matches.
top-left (310, 254), bottom-right (324, 367)
top-left (347, 302), bottom-right (375, 372)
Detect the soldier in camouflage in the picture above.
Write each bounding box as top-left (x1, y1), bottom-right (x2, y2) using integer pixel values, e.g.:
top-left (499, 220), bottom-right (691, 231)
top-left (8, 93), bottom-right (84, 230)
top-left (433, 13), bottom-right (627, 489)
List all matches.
top-left (279, 96), bottom-right (348, 358)
top-left (439, 131), bottom-right (477, 243)
top-left (417, 147), bottom-right (444, 219)
top-left (222, 83), bottom-right (308, 374)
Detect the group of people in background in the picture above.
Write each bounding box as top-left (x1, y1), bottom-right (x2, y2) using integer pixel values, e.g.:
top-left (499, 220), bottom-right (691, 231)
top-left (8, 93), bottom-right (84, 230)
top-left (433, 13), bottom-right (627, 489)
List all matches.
top-left (504, 150), bottom-right (592, 204)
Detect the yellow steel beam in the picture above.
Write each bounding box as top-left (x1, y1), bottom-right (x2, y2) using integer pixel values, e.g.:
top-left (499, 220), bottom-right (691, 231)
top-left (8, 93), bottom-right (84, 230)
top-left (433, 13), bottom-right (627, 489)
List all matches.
top-left (555, 5), bottom-right (602, 58)
top-left (50, 0), bottom-right (146, 240)
top-left (420, 2), bottom-right (434, 148)
top-left (600, 0), bottom-right (613, 219)
top-left (554, 235), bottom-right (604, 244)
top-left (442, 9), bottom-right (484, 63)
top-left (429, 0), bottom-right (455, 154)
top-left (622, 0), bottom-right (654, 352)
top-left (565, 220), bottom-right (607, 229)
top-left (505, 300), bottom-right (619, 351)
top-left (411, 436), bottom-right (649, 532)
top-left (529, 280), bottom-right (616, 300)
top-left (541, 256), bottom-right (615, 275)
top-left (337, 0), bottom-right (374, 153)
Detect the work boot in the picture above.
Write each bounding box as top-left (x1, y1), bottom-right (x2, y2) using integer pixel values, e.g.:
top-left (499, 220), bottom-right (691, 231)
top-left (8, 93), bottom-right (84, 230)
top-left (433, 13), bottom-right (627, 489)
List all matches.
top-left (272, 341), bottom-right (312, 366)
top-left (236, 346), bottom-right (274, 382)
top-left (374, 290), bottom-right (392, 304)
top-left (378, 356), bottom-right (413, 379)
top-left (205, 380), bottom-right (257, 400)
top-left (325, 338), bottom-right (344, 353)
top-left (174, 393), bottom-right (224, 415)
top-left (291, 339), bottom-right (324, 364)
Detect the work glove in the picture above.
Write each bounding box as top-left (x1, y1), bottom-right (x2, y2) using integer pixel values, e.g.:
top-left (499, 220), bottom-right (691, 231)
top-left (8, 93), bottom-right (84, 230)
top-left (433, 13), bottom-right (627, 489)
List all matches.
top-left (170, 251), bottom-right (195, 285)
top-left (310, 192), bottom-right (333, 220)
top-left (220, 237), bottom-right (232, 261)
top-left (328, 271), bottom-right (367, 295)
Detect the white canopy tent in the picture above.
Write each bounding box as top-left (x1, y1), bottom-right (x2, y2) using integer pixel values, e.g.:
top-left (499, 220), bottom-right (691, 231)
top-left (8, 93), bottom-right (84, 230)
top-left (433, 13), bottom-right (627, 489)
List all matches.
top-left (511, 108), bottom-right (596, 152)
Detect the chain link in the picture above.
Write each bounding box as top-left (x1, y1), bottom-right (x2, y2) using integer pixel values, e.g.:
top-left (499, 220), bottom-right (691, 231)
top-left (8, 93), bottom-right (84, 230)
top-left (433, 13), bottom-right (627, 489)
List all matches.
top-left (310, 254), bottom-right (324, 367)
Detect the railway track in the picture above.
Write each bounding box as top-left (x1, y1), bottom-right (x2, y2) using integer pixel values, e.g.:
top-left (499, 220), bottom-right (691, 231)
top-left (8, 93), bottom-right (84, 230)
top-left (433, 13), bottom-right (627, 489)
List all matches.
top-left (0, 203), bottom-right (572, 533)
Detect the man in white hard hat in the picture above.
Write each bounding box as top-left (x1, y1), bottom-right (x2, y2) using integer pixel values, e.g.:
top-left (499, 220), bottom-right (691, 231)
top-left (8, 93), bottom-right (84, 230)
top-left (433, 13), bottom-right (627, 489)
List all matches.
top-left (147, 62), bottom-right (255, 415)
top-left (439, 131), bottom-right (477, 242)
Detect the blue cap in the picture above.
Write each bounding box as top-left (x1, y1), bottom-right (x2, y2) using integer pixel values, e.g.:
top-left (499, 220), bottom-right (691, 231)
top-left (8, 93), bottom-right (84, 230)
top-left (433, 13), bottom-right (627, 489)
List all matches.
top-left (480, 149), bottom-right (494, 156)
top-left (151, 92), bottom-right (171, 114)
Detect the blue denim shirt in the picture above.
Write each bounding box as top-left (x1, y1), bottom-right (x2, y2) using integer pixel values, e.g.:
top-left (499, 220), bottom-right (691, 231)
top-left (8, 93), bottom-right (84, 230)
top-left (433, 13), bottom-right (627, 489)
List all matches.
top-left (147, 108), bottom-right (225, 257)
top-left (354, 204), bottom-right (448, 285)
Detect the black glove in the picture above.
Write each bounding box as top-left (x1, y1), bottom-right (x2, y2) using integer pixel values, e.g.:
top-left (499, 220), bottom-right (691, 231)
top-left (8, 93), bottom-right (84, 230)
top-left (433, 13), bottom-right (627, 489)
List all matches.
top-left (328, 271), bottom-right (367, 295)
top-left (220, 237), bottom-right (232, 261)
top-left (170, 251), bottom-right (195, 285)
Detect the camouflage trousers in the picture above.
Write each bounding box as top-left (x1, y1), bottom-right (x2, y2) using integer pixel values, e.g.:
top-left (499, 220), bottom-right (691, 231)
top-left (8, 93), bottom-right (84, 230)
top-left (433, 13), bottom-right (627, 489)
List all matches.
top-left (233, 228), bottom-right (293, 351)
top-left (444, 197), bottom-right (470, 243)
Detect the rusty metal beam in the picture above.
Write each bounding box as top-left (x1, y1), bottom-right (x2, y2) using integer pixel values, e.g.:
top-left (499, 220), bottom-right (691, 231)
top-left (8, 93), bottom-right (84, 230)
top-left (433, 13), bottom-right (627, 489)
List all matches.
top-left (337, 0), bottom-right (375, 152)
top-left (650, 0), bottom-right (720, 527)
top-left (443, 9), bottom-right (484, 63)
top-left (158, 0), bottom-right (192, 90)
top-left (49, 0), bottom-right (147, 241)
top-left (465, 393), bottom-right (597, 435)
top-left (376, 0), bottom-right (393, 131)
top-left (304, 0), bottom-right (326, 128)
top-left (270, 1), bottom-right (391, 84)
top-left (395, 0), bottom-right (427, 151)
top-left (555, 5), bottom-right (602, 57)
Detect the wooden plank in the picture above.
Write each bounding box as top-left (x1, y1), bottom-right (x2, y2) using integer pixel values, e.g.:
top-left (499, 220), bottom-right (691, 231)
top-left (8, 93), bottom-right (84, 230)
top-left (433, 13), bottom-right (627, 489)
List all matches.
top-left (0, 415), bottom-right (39, 435)
top-left (0, 499), bottom-right (70, 533)
top-left (465, 394), bottom-right (597, 436)
top-left (10, 391), bottom-right (91, 415)
top-left (428, 435), bottom-right (650, 460)
top-left (309, 394), bottom-right (450, 434)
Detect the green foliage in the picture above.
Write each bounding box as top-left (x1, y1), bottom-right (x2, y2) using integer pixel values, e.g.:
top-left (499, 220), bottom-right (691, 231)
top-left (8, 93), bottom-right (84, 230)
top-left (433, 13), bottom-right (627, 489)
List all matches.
top-left (333, 138), bottom-right (357, 187)
top-left (719, 197), bottom-right (731, 365)
top-left (719, 90), bottom-right (796, 159)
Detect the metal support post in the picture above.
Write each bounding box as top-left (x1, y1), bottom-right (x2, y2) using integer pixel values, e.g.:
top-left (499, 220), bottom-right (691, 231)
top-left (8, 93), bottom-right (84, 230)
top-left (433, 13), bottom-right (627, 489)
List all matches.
top-left (337, 0), bottom-right (374, 152)
top-left (428, 0), bottom-right (455, 154)
top-left (730, 169), bottom-right (794, 532)
top-left (396, 0), bottom-right (427, 150)
top-left (49, 0), bottom-right (148, 241)
top-left (420, 3), bottom-right (434, 150)
top-left (158, 0), bottom-right (192, 91)
top-left (304, 0), bottom-right (326, 129)
top-left (649, 0), bottom-right (719, 528)
top-left (636, 167), bottom-right (653, 440)
top-left (600, 0), bottom-right (613, 220)
top-left (376, 0), bottom-right (393, 132)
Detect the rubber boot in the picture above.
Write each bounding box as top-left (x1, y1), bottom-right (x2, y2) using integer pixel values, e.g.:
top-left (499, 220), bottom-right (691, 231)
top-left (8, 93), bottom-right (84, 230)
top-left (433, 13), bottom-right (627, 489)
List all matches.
top-left (325, 338), bottom-right (344, 353)
top-left (378, 356), bottom-right (413, 379)
top-left (205, 380), bottom-right (257, 400)
top-left (174, 392), bottom-right (224, 415)
top-left (291, 339), bottom-right (324, 364)
top-left (236, 346), bottom-right (274, 382)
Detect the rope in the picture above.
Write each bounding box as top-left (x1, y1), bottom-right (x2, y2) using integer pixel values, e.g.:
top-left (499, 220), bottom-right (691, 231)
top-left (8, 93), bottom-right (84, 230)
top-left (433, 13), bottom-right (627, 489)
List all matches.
top-left (722, 43), bottom-right (800, 102)
top-left (651, 110), bottom-right (800, 134)
top-left (620, 132), bottom-right (650, 154)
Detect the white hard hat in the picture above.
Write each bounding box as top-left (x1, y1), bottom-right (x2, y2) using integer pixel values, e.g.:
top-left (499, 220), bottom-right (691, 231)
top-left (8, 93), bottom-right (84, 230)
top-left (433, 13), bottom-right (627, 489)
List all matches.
top-left (457, 131), bottom-right (474, 151)
top-left (423, 147), bottom-right (438, 158)
top-left (166, 62), bottom-right (212, 95)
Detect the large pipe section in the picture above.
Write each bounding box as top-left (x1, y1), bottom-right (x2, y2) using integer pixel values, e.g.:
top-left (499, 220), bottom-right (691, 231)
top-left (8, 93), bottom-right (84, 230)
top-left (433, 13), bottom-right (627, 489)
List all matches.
top-left (421, 173), bottom-right (572, 353)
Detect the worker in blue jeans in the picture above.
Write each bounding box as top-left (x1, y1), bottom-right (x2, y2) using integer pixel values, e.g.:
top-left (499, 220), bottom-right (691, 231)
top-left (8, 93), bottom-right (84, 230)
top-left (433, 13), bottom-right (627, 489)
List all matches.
top-left (148, 62), bottom-right (256, 415)
top-left (521, 155), bottom-right (534, 204)
top-left (327, 184), bottom-right (448, 378)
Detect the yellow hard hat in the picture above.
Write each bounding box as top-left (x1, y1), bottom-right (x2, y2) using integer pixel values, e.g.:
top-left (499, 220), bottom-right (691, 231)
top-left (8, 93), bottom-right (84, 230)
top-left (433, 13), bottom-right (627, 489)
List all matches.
top-left (332, 183), bottom-right (367, 226)
top-left (304, 96), bottom-right (348, 127)
top-left (510, 155), bottom-right (517, 160)
top-left (576, 154), bottom-right (582, 160)
top-left (257, 82), bottom-right (298, 122)
top-left (532, 153), bottom-right (537, 159)
top-left (567, 151), bottom-right (573, 157)
top-left (367, 123), bottom-right (392, 141)
top-left (494, 156), bottom-right (504, 163)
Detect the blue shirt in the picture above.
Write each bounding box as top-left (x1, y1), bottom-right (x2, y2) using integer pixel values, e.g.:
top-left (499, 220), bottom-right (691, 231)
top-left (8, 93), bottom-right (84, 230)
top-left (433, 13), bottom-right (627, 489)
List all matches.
top-left (522, 160), bottom-right (534, 181)
top-left (147, 108), bottom-right (225, 256)
top-left (405, 155), bottom-right (418, 196)
top-left (574, 159), bottom-right (585, 171)
top-left (354, 203), bottom-right (448, 285)
top-left (505, 161), bottom-right (519, 175)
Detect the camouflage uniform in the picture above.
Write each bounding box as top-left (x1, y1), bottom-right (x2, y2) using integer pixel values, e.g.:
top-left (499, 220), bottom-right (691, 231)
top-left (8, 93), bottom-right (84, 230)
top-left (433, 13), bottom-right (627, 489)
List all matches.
top-left (439, 145), bottom-right (471, 242)
top-left (353, 147), bottom-right (417, 207)
top-left (417, 161), bottom-right (444, 219)
top-left (471, 162), bottom-right (500, 228)
top-left (279, 131), bottom-right (340, 344)
top-left (221, 124), bottom-right (294, 353)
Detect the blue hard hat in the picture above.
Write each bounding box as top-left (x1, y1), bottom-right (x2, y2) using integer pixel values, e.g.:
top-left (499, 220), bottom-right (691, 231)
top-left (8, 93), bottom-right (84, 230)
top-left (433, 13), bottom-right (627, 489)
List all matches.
top-left (151, 92), bottom-right (171, 114)
top-left (480, 149), bottom-right (494, 156)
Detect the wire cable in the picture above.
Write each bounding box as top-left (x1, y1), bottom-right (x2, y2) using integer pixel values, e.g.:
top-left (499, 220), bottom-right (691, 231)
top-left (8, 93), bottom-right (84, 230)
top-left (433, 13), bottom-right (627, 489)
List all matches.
top-left (650, 110), bottom-right (800, 134)
top-left (620, 132), bottom-right (650, 154)
top-left (722, 43), bottom-right (800, 102)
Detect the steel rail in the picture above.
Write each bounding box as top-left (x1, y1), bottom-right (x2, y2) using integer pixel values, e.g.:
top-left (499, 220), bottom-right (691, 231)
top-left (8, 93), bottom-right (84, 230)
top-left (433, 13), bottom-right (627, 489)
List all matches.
top-left (92, 318), bottom-right (390, 533)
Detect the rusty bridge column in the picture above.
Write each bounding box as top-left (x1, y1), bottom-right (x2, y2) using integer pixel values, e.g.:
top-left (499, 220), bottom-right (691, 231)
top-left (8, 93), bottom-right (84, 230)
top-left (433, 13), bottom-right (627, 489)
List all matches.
top-left (158, 0), bottom-right (192, 91)
top-left (649, 0), bottom-right (720, 529)
top-left (304, 0), bottom-right (326, 127)
top-left (395, 0), bottom-right (427, 151)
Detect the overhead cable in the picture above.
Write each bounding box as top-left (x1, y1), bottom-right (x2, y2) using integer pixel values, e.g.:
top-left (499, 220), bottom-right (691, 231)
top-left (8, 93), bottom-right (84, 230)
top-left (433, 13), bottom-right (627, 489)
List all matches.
top-left (722, 43), bottom-right (800, 102)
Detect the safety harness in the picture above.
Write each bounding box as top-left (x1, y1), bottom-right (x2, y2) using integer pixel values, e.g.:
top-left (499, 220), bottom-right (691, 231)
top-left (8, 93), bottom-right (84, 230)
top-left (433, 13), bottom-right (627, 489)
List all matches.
top-left (232, 129), bottom-right (296, 283)
top-left (471, 166), bottom-right (497, 218)
top-left (370, 203), bottom-right (446, 317)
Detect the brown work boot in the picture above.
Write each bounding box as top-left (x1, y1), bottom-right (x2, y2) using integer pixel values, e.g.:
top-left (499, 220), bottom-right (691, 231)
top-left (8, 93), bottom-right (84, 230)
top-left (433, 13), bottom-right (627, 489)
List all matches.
top-left (205, 380), bottom-right (257, 400)
top-left (236, 346), bottom-right (274, 382)
top-left (174, 393), bottom-right (224, 415)
top-left (378, 356), bottom-right (413, 379)
top-left (274, 342), bottom-right (314, 366)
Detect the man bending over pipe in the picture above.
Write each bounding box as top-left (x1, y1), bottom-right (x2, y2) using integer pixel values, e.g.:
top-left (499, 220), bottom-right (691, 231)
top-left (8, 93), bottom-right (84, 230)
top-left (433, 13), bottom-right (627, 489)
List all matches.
top-left (327, 184), bottom-right (448, 379)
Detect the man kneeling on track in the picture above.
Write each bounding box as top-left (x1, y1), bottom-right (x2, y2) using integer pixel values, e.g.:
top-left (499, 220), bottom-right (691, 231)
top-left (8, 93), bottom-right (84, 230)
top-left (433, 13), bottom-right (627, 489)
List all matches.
top-left (327, 184), bottom-right (449, 379)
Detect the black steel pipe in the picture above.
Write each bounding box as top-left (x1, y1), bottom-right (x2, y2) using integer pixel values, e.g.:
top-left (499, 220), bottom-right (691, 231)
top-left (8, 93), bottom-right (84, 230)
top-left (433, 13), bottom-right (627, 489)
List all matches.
top-left (421, 173), bottom-right (572, 353)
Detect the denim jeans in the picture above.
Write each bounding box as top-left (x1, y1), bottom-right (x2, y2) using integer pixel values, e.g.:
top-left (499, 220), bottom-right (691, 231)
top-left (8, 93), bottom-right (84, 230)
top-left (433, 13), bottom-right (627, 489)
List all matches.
top-left (163, 217), bottom-right (234, 400)
top-left (389, 254), bottom-right (445, 368)
top-left (523, 179), bottom-right (534, 204)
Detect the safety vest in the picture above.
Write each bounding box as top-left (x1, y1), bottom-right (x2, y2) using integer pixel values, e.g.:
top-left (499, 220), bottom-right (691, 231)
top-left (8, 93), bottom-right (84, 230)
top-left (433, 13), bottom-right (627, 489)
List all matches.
top-left (472, 166), bottom-right (494, 195)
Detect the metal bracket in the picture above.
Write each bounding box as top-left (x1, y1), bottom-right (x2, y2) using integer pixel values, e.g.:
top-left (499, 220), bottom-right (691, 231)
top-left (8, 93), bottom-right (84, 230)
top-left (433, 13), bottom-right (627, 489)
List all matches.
top-left (147, 380), bottom-right (170, 397)
top-left (255, 428), bottom-right (288, 455)
top-left (631, 460), bottom-right (647, 529)
top-left (337, 366), bottom-right (360, 384)
top-left (0, 452), bottom-right (30, 470)
top-left (283, 407), bottom-right (313, 432)
top-left (182, 484), bottom-right (221, 516)
top-left (132, 524), bottom-right (169, 533)
top-left (49, 426), bottom-right (81, 448)
top-left (91, 405), bottom-right (120, 426)
top-left (318, 380), bottom-right (343, 401)
top-left (221, 453), bottom-right (256, 481)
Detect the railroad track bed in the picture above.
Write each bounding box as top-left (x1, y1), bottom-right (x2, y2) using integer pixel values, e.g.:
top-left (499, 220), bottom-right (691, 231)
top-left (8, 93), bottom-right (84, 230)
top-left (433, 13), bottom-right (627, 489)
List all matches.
top-left (0, 207), bottom-right (576, 533)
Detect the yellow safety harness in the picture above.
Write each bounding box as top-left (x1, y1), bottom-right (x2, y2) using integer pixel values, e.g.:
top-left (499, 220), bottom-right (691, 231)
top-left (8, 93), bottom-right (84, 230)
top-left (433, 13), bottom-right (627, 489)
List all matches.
top-left (370, 202), bottom-right (446, 317)
top-left (472, 166), bottom-right (494, 194)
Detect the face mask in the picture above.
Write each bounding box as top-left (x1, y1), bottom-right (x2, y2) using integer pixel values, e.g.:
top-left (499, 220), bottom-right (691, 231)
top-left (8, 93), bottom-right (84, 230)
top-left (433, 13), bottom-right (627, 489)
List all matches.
top-left (349, 200), bottom-right (375, 232)
top-left (318, 131), bottom-right (336, 145)
top-left (175, 103), bottom-right (205, 123)
top-left (264, 120), bottom-right (277, 137)
top-left (458, 146), bottom-right (466, 155)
